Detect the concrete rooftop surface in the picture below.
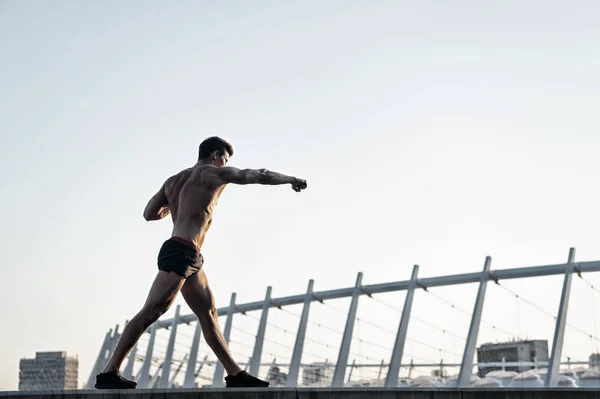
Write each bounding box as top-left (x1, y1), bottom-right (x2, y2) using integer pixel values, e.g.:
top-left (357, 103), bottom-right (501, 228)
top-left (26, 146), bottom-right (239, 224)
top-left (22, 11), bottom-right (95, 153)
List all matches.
top-left (2, 388), bottom-right (600, 399)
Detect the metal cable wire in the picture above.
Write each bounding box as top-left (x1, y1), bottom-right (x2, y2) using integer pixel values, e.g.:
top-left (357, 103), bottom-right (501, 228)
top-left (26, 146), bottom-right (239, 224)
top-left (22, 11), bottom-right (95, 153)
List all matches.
top-left (498, 282), bottom-right (600, 342)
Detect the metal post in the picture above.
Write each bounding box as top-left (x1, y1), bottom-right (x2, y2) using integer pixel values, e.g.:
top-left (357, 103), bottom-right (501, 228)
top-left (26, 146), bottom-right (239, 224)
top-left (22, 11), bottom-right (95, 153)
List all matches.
top-left (122, 343), bottom-right (138, 380)
top-left (149, 363), bottom-right (163, 388)
top-left (159, 304), bottom-right (181, 388)
top-left (332, 272), bottom-right (363, 387)
top-left (212, 293), bottom-right (237, 387)
top-left (249, 286), bottom-right (272, 376)
top-left (385, 265), bottom-right (419, 387)
top-left (85, 329), bottom-right (112, 388)
top-left (440, 359), bottom-right (445, 379)
top-left (169, 354), bottom-right (187, 387)
top-left (183, 321), bottom-right (202, 388)
top-left (105, 324), bottom-right (121, 367)
top-left (347, 359), bottom-right (356, 382)
top-left (546, 248), bottom-right (576, 387)
top-left (377, 359), bottom-right (385, 380)
top-left (195, 355), bottom-right (209, 385)
top-left (286, 280), bottom-right (314, 387)
top-left (137, 323), bottom-right (158, 388)
top-left (458, 256), bottom-right (492, 387)
top-left (92, 324), bottom-right (121, 383)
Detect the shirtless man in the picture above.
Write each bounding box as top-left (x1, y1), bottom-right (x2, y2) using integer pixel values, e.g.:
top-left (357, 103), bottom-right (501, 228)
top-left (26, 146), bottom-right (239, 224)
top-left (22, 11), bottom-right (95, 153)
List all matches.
top-left (94, 137), bottom-right (307, 389)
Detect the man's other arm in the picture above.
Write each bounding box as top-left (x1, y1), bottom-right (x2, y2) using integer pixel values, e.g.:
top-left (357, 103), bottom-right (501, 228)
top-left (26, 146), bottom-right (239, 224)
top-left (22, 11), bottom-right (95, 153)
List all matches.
top-left (143, 183), bottom-right (171, 221)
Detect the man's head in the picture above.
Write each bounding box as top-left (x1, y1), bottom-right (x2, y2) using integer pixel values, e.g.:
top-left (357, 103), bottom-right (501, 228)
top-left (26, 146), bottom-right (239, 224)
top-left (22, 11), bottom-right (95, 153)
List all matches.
top-left (198, 136), bottom-right (234, 167)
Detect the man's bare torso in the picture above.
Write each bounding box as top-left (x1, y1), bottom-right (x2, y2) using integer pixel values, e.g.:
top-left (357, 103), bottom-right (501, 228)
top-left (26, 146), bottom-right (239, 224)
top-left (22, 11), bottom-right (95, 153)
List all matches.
top-left (164, 165), bottom-right (225, 250)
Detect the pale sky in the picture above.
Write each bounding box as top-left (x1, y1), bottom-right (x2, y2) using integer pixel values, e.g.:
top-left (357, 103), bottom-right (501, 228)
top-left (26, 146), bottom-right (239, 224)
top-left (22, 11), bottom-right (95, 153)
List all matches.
top-left (1, 0), bottom-right (600, 391)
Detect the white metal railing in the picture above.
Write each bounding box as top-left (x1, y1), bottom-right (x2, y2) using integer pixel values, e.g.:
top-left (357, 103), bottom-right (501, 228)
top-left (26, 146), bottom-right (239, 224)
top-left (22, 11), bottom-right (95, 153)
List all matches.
top-left (86, 248), bottom-right (600, 389)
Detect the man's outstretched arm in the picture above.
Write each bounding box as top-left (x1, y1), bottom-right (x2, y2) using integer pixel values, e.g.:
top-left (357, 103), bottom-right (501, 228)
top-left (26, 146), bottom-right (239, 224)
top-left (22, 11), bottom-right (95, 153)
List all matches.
top-left (207, 167), bottom-right (307, 191)
top-left (143, 184), bottom-right (171, 221)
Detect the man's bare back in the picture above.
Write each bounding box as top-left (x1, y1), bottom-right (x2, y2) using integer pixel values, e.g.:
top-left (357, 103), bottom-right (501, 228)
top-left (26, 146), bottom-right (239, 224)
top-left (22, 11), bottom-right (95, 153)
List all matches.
top-left (163, 166), bottom-right (226, 250)
top-left (96, 137), bottom-right (306, 390)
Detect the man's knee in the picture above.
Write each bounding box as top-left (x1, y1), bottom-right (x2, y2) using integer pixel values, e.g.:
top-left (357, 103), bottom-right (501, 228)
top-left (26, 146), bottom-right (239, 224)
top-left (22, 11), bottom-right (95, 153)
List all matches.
top-left (140, 302), bottom-right (170, 325)
top-left (197, 307), bottom-right (218, 326)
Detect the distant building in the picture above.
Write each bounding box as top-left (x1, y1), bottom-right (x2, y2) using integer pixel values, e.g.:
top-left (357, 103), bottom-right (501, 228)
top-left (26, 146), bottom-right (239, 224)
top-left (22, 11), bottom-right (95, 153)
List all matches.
top-left (266, 365), bottom-right (287, 386)
top-left (589, 353), bottom-right (600, 367)
top-left (476, 340), bottom-right (548, 377)
top-left (19, 351), bottom-right (78, 391)
top-left (302, 364), bottom-right (333, 386)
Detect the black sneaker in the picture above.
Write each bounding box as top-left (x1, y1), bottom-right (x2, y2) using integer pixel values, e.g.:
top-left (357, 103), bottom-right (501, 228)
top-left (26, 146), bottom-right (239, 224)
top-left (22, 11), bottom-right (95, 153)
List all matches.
top-left (225, 370), bottom-right (270, 388)
top-left (94, 370), bottom-right (137, 389)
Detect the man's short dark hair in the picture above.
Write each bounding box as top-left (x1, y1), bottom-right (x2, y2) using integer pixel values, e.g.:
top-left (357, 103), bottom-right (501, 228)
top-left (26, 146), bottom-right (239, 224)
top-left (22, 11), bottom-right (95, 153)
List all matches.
top-left (198, 136), bottom-right (235, 160)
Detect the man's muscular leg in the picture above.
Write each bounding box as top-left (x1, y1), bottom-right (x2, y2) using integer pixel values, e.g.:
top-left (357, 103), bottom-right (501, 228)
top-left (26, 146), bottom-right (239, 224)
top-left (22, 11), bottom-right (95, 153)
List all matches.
top-left (181, 270), bottom-right (269, 387)
top-left (180, 269), bottom-right (241, 375)
top-left (97, 271), bottom-right (185, 387)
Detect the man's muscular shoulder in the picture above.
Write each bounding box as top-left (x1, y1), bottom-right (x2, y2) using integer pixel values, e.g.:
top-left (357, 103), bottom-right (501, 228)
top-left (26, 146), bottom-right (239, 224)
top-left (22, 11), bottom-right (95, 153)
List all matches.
top-left (196, 165), bottom-right (231, 186)
top-left (163, 168), bottom-right (194, 192)
top-left (174, 167), bottom-right (195, 180)
top-left (198, 165), bottom-right (251, 186)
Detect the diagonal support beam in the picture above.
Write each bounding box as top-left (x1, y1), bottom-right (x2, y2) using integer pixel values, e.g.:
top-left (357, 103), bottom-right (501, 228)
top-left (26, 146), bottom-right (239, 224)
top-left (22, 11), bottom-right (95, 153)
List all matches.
top-left (137, 323), bottom-right (157, 388)
top-left (458, 256), bottom-right (492, 387)
top-left (385, 265), bottom-right (419, 387)
top-left (105, 324), bottom-right (121, 367)
top-left (286, 280), bottom-right (315, 387)
top-left (249, 286), bottom-right (272, 376)
top-left (546, 247), bottom-right (576, 387)
top-left (159, 304), bottom-right (181, 388)
top-left (183, 321), bottom-right (202, 388)
top-left (212, 293), bottom-right (237, 387)
top-left (122, 341), bottom-right (138, 380)
top-left (286, 279), bottom-right (314, 387)
top-left (332, 272), bottom-right (363, 387)
top-left (85, 329), bottom-right (112, 388)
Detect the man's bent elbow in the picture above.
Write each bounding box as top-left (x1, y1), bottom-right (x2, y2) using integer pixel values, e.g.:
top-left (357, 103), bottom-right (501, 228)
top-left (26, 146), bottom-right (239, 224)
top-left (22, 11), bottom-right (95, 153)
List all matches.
top-left (143, 210), bottom-right (159, 221)
top-left (144, 206), bottom-right (170, 221)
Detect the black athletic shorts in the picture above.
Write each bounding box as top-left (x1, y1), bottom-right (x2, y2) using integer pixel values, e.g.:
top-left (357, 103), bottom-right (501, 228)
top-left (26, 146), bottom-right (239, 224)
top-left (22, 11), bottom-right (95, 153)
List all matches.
top-left (157, 236), bottom-right (204, 278)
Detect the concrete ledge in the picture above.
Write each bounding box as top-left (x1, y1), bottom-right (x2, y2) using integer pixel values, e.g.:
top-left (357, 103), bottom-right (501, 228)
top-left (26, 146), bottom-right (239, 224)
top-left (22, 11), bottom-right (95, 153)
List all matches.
top-left (298, 388), bottom-right (461, 399)
top-left (1, 388), bottom-right (600, 399)
top-left (460, 389), bottom-right (600, 399)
